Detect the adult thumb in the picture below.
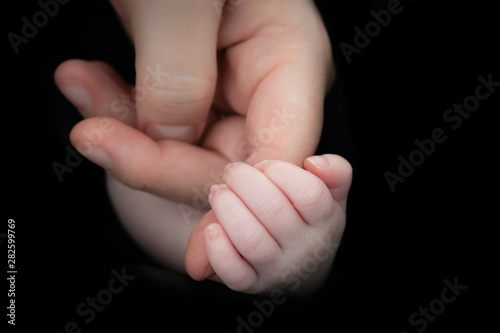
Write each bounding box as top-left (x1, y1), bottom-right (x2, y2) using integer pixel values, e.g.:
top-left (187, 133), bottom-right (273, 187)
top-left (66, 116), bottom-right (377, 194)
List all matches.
top-left (117, 0), bottom-right (223, 142)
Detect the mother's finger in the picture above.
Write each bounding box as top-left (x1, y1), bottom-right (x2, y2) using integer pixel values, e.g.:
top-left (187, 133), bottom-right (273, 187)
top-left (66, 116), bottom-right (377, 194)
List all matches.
top-left (244, 61), bottom-right (332, 167)
top-left (55, 59), bottom-right (136, 126)
top-left (218, 0), bottom-right (334, 166)
top-left (185, 210), bottom-right (217, 281)
top-left (70, 117), bottom-right (229, 205)
top-left (123, 0), bottom-right (223, 140)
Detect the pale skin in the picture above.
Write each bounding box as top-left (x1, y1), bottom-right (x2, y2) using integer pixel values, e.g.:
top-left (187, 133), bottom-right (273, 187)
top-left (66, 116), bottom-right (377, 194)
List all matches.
top-left (54, 0), bottom-right (352, 296)
top-left (189, 156), bottom-right (352, 294)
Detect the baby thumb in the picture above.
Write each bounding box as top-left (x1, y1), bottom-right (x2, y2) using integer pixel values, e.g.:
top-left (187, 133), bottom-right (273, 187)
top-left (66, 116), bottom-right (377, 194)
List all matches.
top-left (304, 154), bottom-right (353, 209)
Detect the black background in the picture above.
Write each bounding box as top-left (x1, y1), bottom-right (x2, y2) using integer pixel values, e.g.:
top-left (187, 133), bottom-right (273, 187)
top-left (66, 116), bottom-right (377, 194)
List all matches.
top-left (4, 0), bottom-right (498, 332)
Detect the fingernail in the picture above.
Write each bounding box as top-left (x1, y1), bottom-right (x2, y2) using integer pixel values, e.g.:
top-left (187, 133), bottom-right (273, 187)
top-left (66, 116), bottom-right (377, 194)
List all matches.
top-left (146, 124), bottom-right (196, 142)
top-left (59, 84), bottom-right (91, 115)
top-left (224, 163), bottom-right (235, 175)
top-left (208, 184), bottom-right (219, 201)
top-left (223, 162), bottom-right (242, 181)
top-left (205, 223), bottom-right (221, 241)
top-left (307, 155), bottom-right (332, 169)
top-left (75, 143), bottom-right (113, 170)
top-left (254, 160), bottom-right (269, 172)
top-left (208, 184), bottom-right (226, 201)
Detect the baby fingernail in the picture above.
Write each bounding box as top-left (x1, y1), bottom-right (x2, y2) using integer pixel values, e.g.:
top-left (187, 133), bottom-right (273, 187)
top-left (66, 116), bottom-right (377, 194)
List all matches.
top-left (224, 162), bottom-right (236, 174)
top-left (60, 84), bottom-right (91, 115)
top-left (206, 223), bottom-right (221, 241)
top-left (75, 143), bottom-right (113, 170)
top-left (254, 160), bottom-right (269, 172)
top-left (209, 185), bottom-right (219, 201)
top-left (209, 184), bottom-right (226, 201)
top-left (223, 162), bottom-right (243, 181)
top-left (307, 156), bottom-right (332, 169)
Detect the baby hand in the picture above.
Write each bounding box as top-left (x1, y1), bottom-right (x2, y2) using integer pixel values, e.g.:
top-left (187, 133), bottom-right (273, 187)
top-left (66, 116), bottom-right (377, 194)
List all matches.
top-left (185, 154), bottom-right (352, 296)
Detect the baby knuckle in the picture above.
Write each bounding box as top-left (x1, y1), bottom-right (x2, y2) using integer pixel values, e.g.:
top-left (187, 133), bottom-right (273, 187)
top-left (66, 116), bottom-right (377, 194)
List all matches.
top-left (257, 193), bottom-right (288, 219)
top-left (253, 247), bottom-right (281, 268)
top-left (238, 227), bottom-right (265, 253)
top-left (299, 179), bottom-right (328, 209)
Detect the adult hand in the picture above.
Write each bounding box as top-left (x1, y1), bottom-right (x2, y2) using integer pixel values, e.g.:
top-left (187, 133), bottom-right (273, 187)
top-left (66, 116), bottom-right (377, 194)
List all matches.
top-left (57, 0), bottom-right (334, 205)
